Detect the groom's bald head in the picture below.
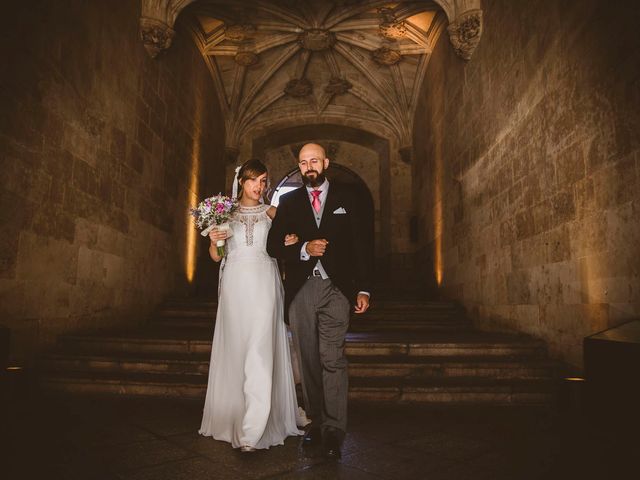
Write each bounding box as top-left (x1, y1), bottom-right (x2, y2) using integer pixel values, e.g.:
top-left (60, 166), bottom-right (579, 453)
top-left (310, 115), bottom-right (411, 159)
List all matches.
top-left (298, 143), bottom-right (326, 161)
top-left (298, 143), bottom-right (329, 187)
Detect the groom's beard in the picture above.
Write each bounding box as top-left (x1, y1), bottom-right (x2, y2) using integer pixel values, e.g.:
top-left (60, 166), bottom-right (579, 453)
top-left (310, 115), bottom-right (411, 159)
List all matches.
top-left (302, 170), bottom-right (326, 188)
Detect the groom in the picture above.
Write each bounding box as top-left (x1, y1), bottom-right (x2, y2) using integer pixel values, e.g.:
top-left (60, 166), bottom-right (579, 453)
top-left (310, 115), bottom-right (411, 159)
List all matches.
top-left (267, 143), bottom-right (372, 459)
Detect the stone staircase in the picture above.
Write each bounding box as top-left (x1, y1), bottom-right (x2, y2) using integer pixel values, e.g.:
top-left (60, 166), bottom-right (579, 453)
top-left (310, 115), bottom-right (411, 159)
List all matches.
top-left (39, 296), bottom-right (560, 405)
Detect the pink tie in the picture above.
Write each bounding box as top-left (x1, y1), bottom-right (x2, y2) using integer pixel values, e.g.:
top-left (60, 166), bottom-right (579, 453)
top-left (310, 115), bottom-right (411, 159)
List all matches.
top-left (311, 190), bottom-right (322, 213)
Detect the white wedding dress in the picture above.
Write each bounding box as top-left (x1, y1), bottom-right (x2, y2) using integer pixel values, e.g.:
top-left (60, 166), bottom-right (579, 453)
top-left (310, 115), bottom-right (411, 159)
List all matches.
top-left (199, 203), bottom-right (303, 449)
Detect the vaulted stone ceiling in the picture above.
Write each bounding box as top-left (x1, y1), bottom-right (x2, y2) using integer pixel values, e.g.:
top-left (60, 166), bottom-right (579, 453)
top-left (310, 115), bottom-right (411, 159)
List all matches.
top-left (140, 0), bottom-right (483, 151)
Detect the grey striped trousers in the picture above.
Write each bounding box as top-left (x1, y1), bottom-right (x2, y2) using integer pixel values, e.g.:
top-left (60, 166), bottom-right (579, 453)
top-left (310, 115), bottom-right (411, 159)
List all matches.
top-left (289, 276), bottom-right (350, 438)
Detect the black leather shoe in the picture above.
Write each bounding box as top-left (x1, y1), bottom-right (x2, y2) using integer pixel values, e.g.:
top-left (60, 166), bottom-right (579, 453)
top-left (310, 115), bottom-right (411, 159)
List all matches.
top-left (322, 432), bottom-right (341, 460)
top-left (302, 425), bottom-right (322, 446)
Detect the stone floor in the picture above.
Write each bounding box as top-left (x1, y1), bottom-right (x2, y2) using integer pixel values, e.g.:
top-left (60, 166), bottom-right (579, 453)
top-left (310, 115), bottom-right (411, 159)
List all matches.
top-left (3, 383), bottom-right (636, 480)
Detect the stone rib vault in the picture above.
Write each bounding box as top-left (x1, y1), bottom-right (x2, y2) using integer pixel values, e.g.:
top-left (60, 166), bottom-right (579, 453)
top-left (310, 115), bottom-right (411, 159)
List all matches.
top-left (140, 0), bottom-right (483, 152)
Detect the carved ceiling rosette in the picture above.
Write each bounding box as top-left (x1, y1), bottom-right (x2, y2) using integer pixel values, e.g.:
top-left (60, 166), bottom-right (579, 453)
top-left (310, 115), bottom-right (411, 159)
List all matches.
top-left (163, 0), bottom-right (476, 148)
top-left (377, 7), bottom-right (406, 40)
top-left (139, 17), bottom-right (175, 58)
top-left (284, 78), bottom-right (313, 98)
top-left (447, 9), bottom-right (483, 61)
top-left (324, 77), bottom-right (352, 95)
top-left (371, 46), bottom-right (402, 66)
top-left (225, 24), bottom-right (256, 42)
top-left (380, 21), bottom-right (407, 40)
top-left (234, 51), bottom-right (259, 66)
top-left (298, 29), bottom-right (336, 51)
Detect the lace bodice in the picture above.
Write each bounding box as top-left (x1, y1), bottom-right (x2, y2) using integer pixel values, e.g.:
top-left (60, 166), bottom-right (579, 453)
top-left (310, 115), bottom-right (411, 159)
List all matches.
top-left (225, 204), bottom-right (272, 262)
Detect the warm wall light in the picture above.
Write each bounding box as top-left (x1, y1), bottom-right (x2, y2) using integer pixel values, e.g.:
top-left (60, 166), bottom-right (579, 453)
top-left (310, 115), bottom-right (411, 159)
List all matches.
top-left (433, 143), bottom-right (443, 286)
top-left (186, 146), bottom-right (200, 283)
top-left (185, 97), bottom-right (203, 284)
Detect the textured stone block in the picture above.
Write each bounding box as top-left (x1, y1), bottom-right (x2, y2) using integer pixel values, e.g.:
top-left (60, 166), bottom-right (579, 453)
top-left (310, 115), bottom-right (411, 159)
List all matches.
top-left (0, 226), bottom-right (20, 278)
top-left (0, 0), bottom-right (226, 364)
top-left (413, 0), bottom-right (640, 368)
top-left (550, 191), bottom-right (575, 226)
top-left (72, 157), bottom-right (98, 196)
top-left (556, 143), bottom-right (585, 186)
top-left (515, 209), bottom-right (534, 240)
top-left (136, 120), bottom-right (153, 153)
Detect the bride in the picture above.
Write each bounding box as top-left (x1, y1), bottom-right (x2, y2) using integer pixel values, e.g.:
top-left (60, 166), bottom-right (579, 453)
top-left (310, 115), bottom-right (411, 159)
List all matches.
top-left (199, 159), bottom-right (304, 451)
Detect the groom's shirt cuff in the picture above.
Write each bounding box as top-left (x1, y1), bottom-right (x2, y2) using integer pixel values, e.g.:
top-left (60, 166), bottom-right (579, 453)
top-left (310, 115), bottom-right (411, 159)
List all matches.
top-left (357, 291), bottom-right (370, 297)
top-left (300, 242), bottom-right (310, 261)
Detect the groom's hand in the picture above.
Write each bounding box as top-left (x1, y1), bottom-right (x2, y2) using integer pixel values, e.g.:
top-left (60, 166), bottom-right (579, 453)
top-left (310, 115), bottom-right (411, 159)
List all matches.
top-left (354, 293), bottom-right (370, 314)
top-left (306, 239), bottom-right (328, 256)
top-left (284, 234), bottom-right (299, 246)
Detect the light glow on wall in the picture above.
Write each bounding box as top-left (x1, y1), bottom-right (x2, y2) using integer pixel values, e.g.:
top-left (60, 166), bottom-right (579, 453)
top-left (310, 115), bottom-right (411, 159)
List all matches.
top-left (185, 99), bottom-right (202, 284)
top-left (433, 142), bottom-right (443, 286)
top-left (186, 145), bottom-right (200, 283)
top-left (434, 202), bottom-right (443, 286)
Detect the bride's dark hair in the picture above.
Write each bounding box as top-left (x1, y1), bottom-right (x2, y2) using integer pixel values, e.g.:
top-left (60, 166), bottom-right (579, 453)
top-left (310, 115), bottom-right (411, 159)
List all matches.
top-left (236, 159), bottom-right (268, 200)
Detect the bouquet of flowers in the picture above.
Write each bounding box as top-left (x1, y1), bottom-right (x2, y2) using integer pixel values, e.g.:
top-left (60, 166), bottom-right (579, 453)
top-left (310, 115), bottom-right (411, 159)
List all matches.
top-left (190, 194), bottom-right (238, 256)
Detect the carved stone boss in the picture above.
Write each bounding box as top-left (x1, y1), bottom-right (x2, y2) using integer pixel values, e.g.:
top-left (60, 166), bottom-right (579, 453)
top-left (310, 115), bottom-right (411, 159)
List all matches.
top-left (139, 17), bottom-right (176, 58)
top-left (447, 9), bottom-right (483, 61)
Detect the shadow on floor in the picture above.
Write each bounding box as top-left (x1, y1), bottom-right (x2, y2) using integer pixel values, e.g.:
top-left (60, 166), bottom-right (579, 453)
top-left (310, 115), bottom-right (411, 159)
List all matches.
top-left (1, 377), bottom-right (636, 480)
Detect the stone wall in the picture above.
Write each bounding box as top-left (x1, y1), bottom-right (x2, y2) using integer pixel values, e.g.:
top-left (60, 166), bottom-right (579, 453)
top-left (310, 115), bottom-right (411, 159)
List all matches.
top-left (0, 0), bottom-right (225, 363)
top-left (413, 0), bottom-right (640, 367)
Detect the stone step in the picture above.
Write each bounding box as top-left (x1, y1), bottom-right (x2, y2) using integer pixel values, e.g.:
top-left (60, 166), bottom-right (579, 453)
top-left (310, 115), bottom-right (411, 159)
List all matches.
top-left (159, 299), bottom-right (461, 314)
top-left (55, 331), bottom-right (546, 359)
top-left (162, 297), bottom-right (455, 307)
top-left (41, 352), bottom-right (554, 380)
top-left (156, 308), bottom-right (465, 321)
top-left (348, 377), bottom-right (557, 405)
top-left (39, 371), bottom-right (555, 405)
top-left (347, 356), bottom-right (556, 380)
top-left (153, 317), bottom-right (471, 332)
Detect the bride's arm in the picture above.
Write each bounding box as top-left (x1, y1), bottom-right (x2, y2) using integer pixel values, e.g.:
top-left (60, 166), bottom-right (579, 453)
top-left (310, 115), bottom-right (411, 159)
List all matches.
top-left (208, 241), bottom-right (222, 262)
top-left (208, 228), bottom-right (227, 262)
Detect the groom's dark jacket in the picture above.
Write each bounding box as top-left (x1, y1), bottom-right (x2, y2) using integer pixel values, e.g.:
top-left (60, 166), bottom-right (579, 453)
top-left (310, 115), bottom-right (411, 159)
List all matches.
top-left (267, 182), bottom-right (373, 316)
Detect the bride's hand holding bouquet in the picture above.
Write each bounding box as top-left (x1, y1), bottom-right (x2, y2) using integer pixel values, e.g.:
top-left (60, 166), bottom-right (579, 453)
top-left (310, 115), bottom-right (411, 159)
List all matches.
top-left (190, 194), bottom-right (238, 257)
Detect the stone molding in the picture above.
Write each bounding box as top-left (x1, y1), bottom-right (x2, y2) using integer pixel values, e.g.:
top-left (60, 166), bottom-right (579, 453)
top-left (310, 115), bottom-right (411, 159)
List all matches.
top-left (139, 17), bottom-right (176, 58)
top-left (284, 78), bottom-right (313, 97)
top-left (432, 0), bottom-right (483, 61)
top-left (139, 0), bottom-right (195, 57)
top-left (155, 1), bottom-right (480, 147)
top-left (225, 24), bottom-right (257, 42)
top-left (140, 1), bottom-right (484, 63)
top-left (234, 51), bottom-right (259, 66)
top-left (298, 29), bottom-right (336, 51)
top-left (377, 7), bottom-right (407, 40)
top-left (371, 47), bottom-right (402, 66)
top-left (324, 77), bottom-right (352, 95)
top-left (447, 8), bottom-right (483, 61)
